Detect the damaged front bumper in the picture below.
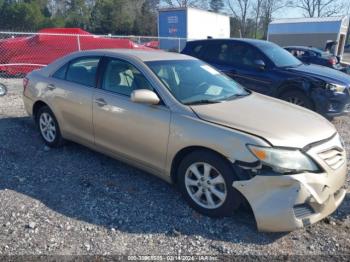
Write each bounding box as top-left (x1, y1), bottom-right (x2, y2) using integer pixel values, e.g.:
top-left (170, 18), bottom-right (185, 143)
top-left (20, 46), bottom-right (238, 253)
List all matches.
top-left (233, 134), bottom-right (348, 232)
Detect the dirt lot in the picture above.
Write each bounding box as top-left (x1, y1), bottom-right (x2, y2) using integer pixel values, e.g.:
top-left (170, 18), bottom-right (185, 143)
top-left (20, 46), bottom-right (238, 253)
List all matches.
top-left (0, 79), bottom-right (349, 259)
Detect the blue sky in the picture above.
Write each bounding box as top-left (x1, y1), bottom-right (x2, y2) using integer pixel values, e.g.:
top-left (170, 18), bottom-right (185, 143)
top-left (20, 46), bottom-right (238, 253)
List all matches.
top-left (277, 7), bottom-right (306, 19)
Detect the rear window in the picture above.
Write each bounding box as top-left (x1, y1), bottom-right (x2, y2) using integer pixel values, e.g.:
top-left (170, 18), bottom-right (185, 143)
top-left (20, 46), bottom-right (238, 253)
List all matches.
top-left (52, 57), bottom-right (100, 87)
top-left (52, 64), bottom-right (68, 80)
top-left (66, 57), bottom-right (100, 87)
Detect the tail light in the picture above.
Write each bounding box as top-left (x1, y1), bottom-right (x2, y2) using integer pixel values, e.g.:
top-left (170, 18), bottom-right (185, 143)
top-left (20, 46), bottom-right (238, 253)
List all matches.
top-left (23, 77), bottom-right (29, 91)
top-left (328, 57), bottom-right (337, 65)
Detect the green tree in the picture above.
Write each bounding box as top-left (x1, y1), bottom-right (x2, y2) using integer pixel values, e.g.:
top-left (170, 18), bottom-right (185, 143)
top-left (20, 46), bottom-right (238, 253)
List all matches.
top-left (133, 0), bottom-right (159, 35)
top-left (65, 0), bottom-right (91, 28)
top-left (90, 0), bottom-right (141, 35)
top-left (0, 1), bottom-right (45, 30)
top-left (210, 0), bottom-right (224, 11)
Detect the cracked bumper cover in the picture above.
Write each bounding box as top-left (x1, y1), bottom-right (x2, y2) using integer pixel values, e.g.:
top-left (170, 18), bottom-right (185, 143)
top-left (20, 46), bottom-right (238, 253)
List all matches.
top-left (233, 160), bottom-right (347, 232)
top-left (233, 133), bottom-right (348, 232)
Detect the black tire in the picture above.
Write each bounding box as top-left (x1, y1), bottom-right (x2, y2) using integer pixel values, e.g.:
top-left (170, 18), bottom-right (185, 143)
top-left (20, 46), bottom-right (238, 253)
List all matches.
top-left (36, 106), bottom-right (64, 147)
top-left (280, 90), bottom-right (314, 110)
top-left (177, 150), bottom-right (242, 217)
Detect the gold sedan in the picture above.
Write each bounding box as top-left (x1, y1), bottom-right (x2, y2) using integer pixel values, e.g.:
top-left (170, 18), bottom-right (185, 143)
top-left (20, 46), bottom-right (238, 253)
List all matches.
top-left (23, 49), bottom-right (347, 232)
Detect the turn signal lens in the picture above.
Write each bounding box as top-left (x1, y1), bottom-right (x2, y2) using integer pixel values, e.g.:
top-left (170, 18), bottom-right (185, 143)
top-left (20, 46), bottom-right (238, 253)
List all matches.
top-left (252, 148), bottom-right (267, 160)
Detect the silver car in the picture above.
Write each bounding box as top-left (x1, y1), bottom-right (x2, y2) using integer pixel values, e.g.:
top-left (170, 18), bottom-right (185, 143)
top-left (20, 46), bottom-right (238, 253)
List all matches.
top-left (22, 49), bottom-right (347, 232)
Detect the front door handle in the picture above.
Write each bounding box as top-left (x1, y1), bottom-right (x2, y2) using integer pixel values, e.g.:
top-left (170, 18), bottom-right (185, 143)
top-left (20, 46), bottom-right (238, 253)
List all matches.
top-left (95, 98), bottom-right (107, 107)
top-left (47, 84), bottom-right (56, 90)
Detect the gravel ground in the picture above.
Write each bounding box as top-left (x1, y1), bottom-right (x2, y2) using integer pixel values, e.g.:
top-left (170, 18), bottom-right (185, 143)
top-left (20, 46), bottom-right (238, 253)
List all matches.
top-left (0, 79), bottom-right (349, 259)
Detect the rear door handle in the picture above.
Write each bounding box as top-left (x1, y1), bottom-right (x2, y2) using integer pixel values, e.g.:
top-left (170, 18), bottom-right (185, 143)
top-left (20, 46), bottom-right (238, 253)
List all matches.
top-left (95, 98), bottom-right (107, 107)
top-left (47, 84), bottom-right (56, 90)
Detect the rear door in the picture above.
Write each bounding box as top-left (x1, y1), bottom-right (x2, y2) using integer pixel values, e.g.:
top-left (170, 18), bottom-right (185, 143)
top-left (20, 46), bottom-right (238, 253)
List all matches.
top-left (92, 57), bottom-right (171, 172)
top-left (48, 56), bottom-right (100, 145)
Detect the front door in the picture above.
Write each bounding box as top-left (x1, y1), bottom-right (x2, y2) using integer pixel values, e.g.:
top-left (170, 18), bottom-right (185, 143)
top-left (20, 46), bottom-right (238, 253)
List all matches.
top-left (92, 57), bottom-right (171, 172)
top-left (225, 44), bottom-right (273, 95)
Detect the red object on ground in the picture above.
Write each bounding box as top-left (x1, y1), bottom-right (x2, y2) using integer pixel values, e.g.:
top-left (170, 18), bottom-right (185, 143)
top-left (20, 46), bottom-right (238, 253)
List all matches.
top-left (143, 41), bottom-right (159, 49)
top-left (0, 28), bottom-right (150, 76)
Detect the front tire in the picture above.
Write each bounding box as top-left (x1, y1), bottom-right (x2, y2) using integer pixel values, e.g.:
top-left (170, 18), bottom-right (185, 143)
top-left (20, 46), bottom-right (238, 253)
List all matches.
top-left (177, 150), bottom-right (242, 217)
top-left (280, 90), bottom-right (314, 110)
top-left (36, 106), bottom-right (64, 147)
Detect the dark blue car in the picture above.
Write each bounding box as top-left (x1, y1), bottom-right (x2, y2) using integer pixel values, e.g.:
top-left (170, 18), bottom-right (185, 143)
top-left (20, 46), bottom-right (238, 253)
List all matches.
top-left (182, 39), bottom-right (350, 118)
top-left (284, 46), bottom-right (348, 73)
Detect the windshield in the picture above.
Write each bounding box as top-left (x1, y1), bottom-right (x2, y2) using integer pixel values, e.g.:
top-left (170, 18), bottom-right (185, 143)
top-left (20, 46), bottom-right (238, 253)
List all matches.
top-left (146, 60), bottom-right (249, 105)
top-left (260, 43), bottom-right (302, 68)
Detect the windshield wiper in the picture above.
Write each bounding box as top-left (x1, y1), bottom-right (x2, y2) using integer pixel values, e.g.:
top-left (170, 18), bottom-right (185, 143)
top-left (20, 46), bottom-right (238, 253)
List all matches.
top-left (184, 99), bottom-right (222, 105)
top-left (223, 93), bottom-right (249, 100)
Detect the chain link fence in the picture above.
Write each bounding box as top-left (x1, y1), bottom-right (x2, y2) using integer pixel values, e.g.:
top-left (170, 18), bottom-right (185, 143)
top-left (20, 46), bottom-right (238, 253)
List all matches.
top-left (0, 31), bottom-right (188, 100)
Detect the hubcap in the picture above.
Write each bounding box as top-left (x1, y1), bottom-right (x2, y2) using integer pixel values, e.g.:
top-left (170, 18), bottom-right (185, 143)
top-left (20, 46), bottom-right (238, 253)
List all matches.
top-left (185, 162), bottom-right (227, 209)
top-left (39, 112), bottom-right (56, 143)
top-left (286, 96), bottom-right (304, 106)
top-left (0, 83), bottom-right (6, 96)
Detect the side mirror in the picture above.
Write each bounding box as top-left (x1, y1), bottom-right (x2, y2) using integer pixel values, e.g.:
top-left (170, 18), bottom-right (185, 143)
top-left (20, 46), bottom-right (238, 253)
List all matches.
top-left (254, 59), bottom-right (266, 70)
top-left (0, 83), bottom-right (7, 97)
top-left (131, 89), bottom-right (160, 105)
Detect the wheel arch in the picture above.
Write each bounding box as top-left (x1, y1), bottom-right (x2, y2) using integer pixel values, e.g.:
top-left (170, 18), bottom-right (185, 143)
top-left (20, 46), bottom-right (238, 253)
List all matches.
top-left (32, 100), bottom-right (50, 121)
top-left (275, 78), bottom-right (312, 97)
top-left (170, 146), bottom-right (232, 184)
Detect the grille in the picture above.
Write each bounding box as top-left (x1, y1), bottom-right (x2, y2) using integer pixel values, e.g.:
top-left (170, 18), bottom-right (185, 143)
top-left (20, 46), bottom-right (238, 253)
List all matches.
top-left (318, 148), bottom-right (345, 170)
top-left (293, 204), bottom-right (314, 219)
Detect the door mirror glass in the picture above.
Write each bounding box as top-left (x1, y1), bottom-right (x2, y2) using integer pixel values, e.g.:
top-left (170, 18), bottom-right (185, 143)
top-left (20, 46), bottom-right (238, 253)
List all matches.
top-left (131, 89), bottom-right (160, 105)
top-left (254, 59), bottom-right (266, 70)
top-left (0, 83), bottom-right (7, 96)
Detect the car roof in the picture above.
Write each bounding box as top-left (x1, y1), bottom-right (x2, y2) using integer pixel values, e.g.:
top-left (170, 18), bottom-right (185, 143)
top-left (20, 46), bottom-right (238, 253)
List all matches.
top-left (186, 38), bottom-right (273, 47)
top-left (73, 49), bottom-right (196, 62)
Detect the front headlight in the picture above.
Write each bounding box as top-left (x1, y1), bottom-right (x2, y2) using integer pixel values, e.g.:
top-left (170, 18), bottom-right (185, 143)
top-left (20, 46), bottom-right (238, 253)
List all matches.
top-left (325, 83), bottom-right (346, 93)
top-left (247, 145), bottom-right (319, 173)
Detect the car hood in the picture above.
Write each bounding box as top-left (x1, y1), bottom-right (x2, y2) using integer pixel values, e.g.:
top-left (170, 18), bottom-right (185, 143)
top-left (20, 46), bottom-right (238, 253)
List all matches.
top-left (191, 93), bottom-right (336, 149)
top-left (285, 64), bottom-right (350, 85)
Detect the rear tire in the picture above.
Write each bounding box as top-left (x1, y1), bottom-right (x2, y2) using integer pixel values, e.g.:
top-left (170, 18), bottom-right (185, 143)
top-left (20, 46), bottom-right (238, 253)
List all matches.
top-left (177, 150), bottom-right (242, 217)
top-left (36, 106), bottom-right (64, 147)
top-left (280, 90), bottom-right (313, 110)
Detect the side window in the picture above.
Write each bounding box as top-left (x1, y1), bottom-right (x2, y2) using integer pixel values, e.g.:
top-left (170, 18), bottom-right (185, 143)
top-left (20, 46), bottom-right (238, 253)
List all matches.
top-left (202, 43), bottom-right (222, 63)
top-left (52, 63), bottom-right (68, 80)
top-left (289, 49), bottom-right (298, 57)
top-left (308, 51), bottom-right (317, 57)
top-left (299, 50), bottom-right (308, 57)
top-left (66, 57), bottom-right (100, 87)
top-left (102, 59), bottom-right (153, 96)
top-left (231, 45), bottom-right (265, 68)
top-left (192, 44), bottom-right (204, 58)
top-left (217, 43), bottom-right (231, 64)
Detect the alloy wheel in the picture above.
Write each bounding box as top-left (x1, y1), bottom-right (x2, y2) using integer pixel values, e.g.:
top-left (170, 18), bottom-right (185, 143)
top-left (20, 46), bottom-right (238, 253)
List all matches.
top-left (286, 96), bottom-right (304, 106)
top-left (184, 162), bottom-right (227, 209)
top-left (39, 112), bottom-right (57, 143)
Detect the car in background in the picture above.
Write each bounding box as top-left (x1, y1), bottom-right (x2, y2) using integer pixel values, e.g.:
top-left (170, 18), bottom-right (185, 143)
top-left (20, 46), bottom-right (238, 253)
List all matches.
top-left (0, 28), bottom-right (150, 76)
top-left (182, 39), bottom-right (350, 117)
top-left (23, 49), bottom-right (347, 232)
top-left (284, 46), bottom-right (349, 73)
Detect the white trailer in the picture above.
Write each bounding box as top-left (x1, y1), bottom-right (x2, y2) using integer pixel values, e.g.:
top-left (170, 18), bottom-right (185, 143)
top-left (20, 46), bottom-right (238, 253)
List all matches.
top-left (158, 7), bottom-right (230, 51)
